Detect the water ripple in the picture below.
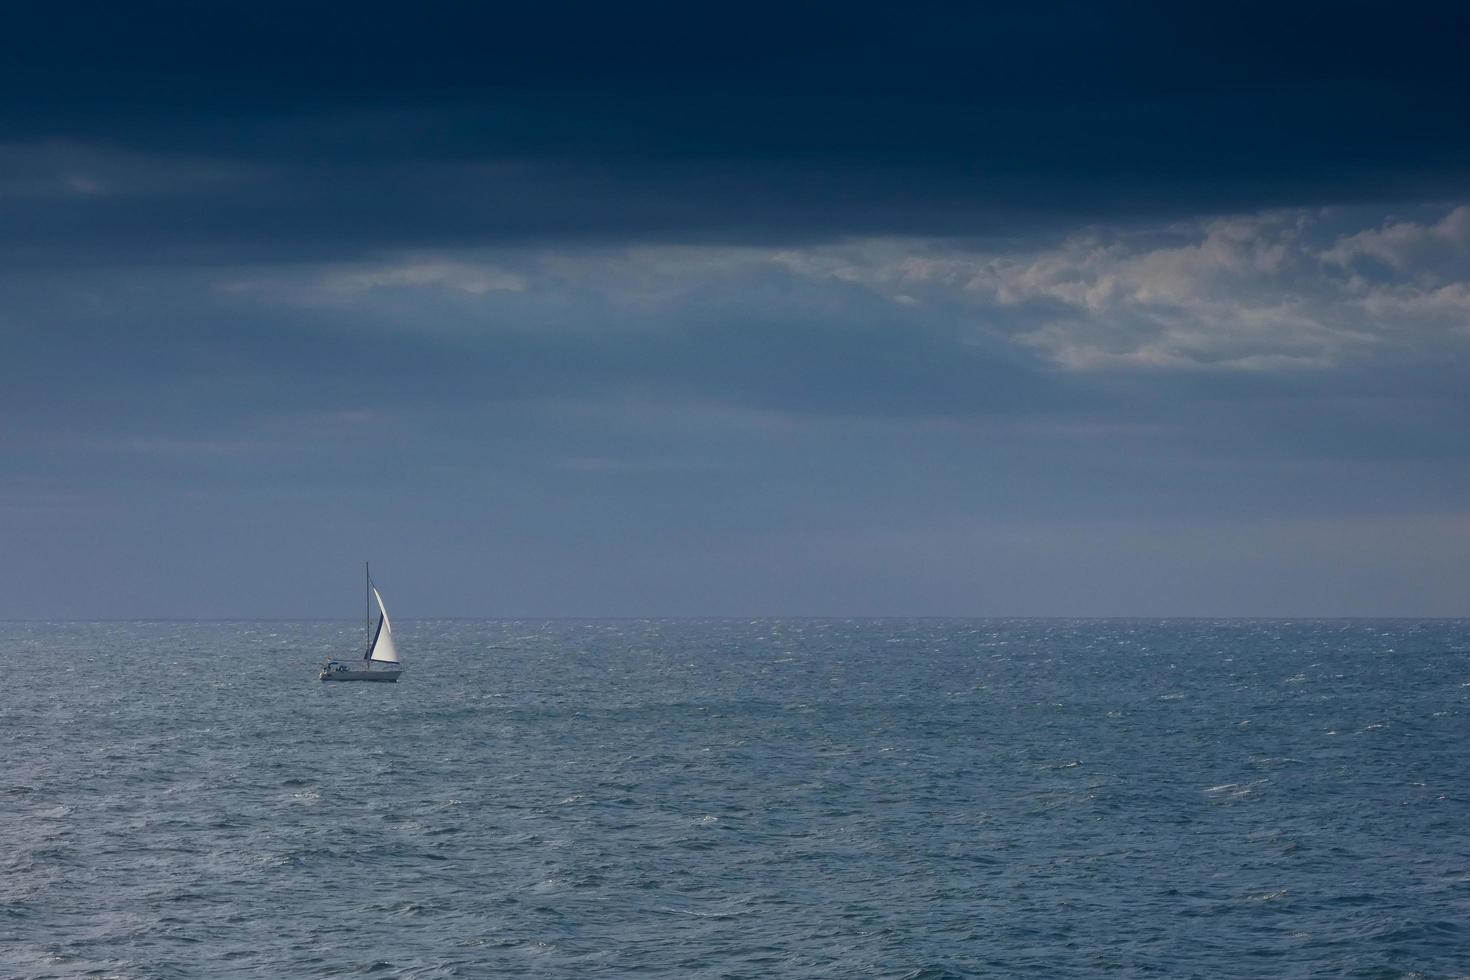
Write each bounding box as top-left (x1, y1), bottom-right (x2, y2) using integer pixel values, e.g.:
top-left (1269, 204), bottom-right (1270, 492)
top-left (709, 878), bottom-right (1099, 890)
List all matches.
top-left (2, 618), bottom-right (1468, 977)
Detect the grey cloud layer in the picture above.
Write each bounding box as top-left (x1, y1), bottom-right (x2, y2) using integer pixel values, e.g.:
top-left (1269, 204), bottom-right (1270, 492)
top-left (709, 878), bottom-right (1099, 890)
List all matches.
top-left (213, 204), bottom-right (1470, 376)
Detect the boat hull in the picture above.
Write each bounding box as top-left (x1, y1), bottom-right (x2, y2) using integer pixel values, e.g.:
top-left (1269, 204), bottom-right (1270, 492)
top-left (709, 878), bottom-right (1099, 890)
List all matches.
top-left (320, 663), bottom-right (402, 682)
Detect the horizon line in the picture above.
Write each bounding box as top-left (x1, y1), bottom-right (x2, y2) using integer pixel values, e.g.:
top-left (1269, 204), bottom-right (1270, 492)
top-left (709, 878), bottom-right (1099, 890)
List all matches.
top-left (2, 615), bottom-right (1468, 624)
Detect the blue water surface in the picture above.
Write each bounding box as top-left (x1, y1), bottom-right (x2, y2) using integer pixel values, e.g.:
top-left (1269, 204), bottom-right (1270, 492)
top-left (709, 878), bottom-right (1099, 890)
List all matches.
top-left (3, 619), bottom-right (1469, 978)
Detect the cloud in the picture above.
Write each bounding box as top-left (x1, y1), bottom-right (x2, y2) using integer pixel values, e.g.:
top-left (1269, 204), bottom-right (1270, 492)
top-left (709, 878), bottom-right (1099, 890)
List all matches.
top-left (971, 213), bottom-right (1353, 370)
top-left (218, 255), bottom-right (526, 308)
top-left (1357, 281), bottom-right (1470, 325)
top-left (319, 259), bottom-right (526, 296)
top-left (1322, 205), bottom-right (1470, 271)
top-left (4, 0), bottom-right (1470, 267)
top-left (191, 203), bottom-right (1470, 378)
top-left (766, 205), bottom-right (1470, 371)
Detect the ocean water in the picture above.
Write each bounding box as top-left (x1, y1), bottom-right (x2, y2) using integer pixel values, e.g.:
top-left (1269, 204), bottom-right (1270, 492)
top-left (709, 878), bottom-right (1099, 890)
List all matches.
top-left (3, 619), bottom-right (1469, 979)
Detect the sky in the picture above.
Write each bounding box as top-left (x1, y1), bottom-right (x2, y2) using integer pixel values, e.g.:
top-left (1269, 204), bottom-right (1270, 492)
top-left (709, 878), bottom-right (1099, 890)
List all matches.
top-left (4, 0), bottom-right (1470, 618)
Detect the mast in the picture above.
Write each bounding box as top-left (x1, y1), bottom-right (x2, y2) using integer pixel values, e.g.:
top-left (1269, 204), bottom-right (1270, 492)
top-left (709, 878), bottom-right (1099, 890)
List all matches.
top-left (364, 561), bottom-right (373, 662)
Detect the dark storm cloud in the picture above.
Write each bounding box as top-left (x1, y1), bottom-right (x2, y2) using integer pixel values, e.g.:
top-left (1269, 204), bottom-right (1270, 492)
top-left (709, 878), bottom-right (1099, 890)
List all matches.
top-left (3, 1), bottom-right (1469, 258)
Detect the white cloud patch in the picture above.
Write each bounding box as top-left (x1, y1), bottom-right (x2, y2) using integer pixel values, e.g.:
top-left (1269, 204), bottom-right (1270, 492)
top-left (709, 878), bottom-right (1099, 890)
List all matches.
top-left (1322, 206), bottom-right (1470, 271)
top-left (767, 205), bottom-right (1470, 371)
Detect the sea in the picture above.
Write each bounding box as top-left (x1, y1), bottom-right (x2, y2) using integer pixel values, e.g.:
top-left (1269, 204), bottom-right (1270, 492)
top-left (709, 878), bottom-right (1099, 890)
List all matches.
top-left (3, 619), bottom-right (1469, 978)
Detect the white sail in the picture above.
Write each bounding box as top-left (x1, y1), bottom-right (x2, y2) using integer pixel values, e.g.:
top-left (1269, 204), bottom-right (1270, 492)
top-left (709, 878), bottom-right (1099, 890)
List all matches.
top-left (367, 586), bottom-right (400, 664)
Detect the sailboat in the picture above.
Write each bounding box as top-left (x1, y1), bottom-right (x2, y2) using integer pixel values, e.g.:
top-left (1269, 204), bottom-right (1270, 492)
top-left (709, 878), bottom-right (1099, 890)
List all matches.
top-left (320, 564), bottom-right (403, 682)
